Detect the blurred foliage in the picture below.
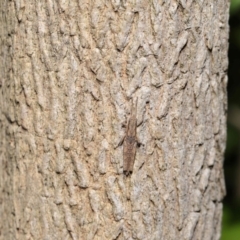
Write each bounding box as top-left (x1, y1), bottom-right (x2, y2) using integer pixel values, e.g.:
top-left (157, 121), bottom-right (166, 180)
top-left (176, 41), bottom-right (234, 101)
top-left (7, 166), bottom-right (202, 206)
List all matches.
top-left (230, 0), bottom-right (240, 15)
top-left (222, 0), bottom-right (240, 239)
top-left (222, 207), bottom-right (240, 240)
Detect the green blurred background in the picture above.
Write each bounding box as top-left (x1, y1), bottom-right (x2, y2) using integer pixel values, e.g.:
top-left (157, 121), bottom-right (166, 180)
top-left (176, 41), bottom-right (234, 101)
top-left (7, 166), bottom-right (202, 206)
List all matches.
top-left (222, 0), bottom-right (240, 239)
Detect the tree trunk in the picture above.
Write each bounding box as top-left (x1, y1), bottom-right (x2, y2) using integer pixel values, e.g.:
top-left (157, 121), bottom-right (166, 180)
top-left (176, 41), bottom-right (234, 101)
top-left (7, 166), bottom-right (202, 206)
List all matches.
top-left (0, 1), bottom-right (229, 239)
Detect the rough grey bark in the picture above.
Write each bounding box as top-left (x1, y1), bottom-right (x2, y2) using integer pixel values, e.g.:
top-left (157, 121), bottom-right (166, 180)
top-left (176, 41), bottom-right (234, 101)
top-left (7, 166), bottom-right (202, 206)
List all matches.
top-left (0, 0), bottom-right (229, 239)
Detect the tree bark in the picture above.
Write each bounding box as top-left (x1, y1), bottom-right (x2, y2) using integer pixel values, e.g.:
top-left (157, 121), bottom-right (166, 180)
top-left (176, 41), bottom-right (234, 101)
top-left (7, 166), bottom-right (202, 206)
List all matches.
top-left (0, 0), bottom-right (229, 239)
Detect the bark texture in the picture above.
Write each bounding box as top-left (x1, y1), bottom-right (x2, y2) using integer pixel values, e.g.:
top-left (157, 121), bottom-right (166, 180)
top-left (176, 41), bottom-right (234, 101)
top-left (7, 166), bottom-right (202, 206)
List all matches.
top-left (0, 0), bottom-right (229, 239)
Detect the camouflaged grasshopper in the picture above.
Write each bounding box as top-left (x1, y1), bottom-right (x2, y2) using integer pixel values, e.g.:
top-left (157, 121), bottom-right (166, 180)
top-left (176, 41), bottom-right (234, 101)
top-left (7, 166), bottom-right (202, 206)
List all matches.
top-left (122, 98), bottom-right (138, 176)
